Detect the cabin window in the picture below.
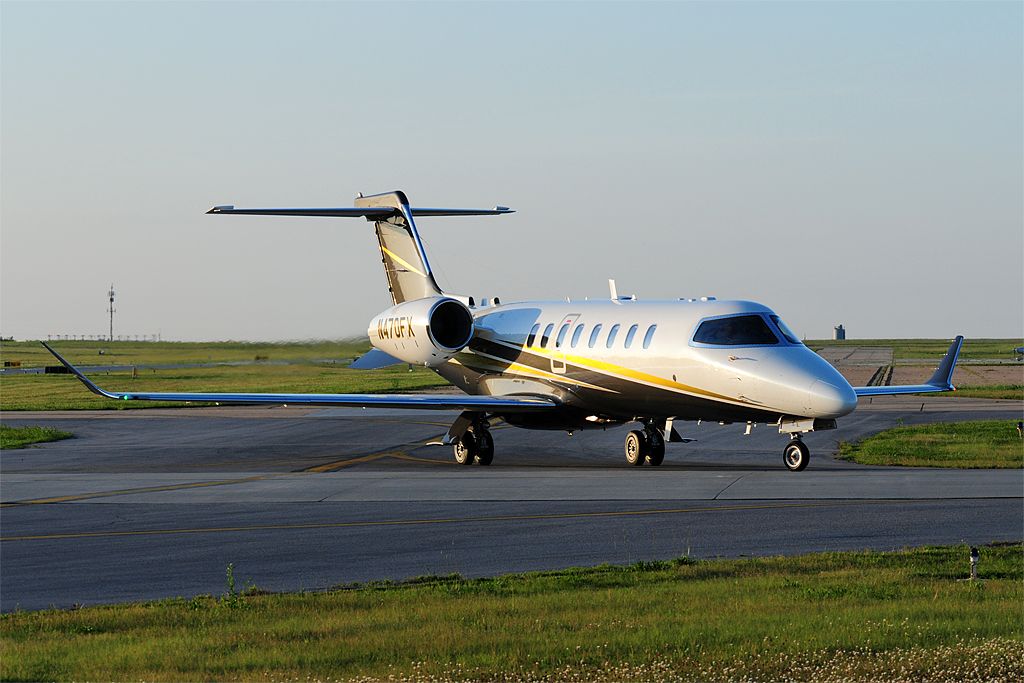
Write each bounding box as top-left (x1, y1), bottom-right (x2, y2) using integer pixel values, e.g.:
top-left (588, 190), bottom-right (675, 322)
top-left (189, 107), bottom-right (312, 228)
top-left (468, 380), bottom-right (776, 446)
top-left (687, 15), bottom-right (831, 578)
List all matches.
top-left (540, 323), bottom-right (554, 348)
top-left (624, 324), bottom-right (639, 348)
top-left (770, 315), bottom-right (802, 345)
top-left (571, 324), bottom-right (585, 348)
top-left (606, 324), bottom-right (620, 348)
top-left (693, 315), bottom-right (779, 346)
top-left (588, 324), bottom-right (603, 348)
top-left (643, 324), bottom-right (657, 349)
top-left (555, 322), bottom-right (571, 348)
top-left (527, 324), bottom-right (540, 347)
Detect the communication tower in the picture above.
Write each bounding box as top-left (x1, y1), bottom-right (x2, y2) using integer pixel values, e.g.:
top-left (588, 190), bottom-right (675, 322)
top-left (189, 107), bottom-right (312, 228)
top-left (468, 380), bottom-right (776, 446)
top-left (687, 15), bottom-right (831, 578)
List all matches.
top-left (107, 284), bottom-right (116, 342)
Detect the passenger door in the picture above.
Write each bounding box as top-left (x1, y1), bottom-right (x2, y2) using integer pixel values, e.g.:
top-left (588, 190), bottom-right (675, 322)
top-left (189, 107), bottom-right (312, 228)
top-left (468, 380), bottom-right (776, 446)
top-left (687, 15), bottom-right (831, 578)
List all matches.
top-left (551, 314), bottom-right (580, 374)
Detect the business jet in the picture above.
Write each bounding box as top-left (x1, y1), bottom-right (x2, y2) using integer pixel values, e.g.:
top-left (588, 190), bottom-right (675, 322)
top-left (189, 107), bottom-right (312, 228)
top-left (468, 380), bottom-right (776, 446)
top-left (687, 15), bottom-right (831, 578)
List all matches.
top-left (43, 190), bottom-right (963, 471)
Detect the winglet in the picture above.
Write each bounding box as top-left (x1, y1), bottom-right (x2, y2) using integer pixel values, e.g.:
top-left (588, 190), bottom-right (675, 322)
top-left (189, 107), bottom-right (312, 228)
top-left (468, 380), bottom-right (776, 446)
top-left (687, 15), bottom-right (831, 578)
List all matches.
top-left (40, 342), bottom-right (122, 400)
top-left (927, 335), bottom-right (964, 390)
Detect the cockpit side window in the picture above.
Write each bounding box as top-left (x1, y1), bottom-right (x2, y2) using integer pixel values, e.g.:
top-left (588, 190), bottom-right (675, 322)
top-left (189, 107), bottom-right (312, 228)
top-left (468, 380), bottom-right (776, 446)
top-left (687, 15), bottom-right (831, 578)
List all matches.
top-left (769, 315), bottom-right (802, 345)
top-left (693, 315), bottom-right (779, 346)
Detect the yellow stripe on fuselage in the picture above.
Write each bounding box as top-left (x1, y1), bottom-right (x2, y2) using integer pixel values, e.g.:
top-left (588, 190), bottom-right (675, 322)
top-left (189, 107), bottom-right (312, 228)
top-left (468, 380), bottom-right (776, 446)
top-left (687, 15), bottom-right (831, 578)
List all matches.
top-left (456, 349), bottom-right (617, 393)
top-left (506, 341), bottom-right (751, 407)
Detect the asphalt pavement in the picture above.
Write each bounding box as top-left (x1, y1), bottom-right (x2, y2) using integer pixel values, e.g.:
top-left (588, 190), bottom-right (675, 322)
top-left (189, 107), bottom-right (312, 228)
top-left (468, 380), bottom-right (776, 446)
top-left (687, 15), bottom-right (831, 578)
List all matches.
top-left (1, 395), bottom-right (1021, 611)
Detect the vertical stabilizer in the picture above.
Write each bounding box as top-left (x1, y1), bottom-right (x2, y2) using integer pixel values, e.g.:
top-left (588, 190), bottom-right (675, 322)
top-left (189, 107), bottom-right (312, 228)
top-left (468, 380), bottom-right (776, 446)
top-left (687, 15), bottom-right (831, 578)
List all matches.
top-left (355, 191), bottom-right (443, 304)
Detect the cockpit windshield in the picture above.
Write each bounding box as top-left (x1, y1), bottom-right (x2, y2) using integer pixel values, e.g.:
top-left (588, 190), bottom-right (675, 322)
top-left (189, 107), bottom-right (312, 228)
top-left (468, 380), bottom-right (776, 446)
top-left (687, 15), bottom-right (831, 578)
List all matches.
top-left (770, 315), bottom-right (802, 345)
top-left (693, 315), bottom-right (779, 346)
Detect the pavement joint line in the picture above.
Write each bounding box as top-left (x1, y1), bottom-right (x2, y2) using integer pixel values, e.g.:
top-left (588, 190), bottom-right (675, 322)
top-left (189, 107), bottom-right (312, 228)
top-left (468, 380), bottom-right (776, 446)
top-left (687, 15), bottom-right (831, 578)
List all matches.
top-left (0, 473), bottom-right (295, 508)
top-left (712, 473), bottom-right (746, 500)
top-left (0, 500), bottom-right (892, 542)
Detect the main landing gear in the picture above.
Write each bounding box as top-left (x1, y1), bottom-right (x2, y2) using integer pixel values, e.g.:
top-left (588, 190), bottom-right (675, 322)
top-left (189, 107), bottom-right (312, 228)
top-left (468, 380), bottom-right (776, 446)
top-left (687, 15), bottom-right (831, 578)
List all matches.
top-left (783, 435), bottom-right (810, 472)
top-left (624, 423), bottom-right (665, 467)
top-left (452, 420), bottom-right (494, 466)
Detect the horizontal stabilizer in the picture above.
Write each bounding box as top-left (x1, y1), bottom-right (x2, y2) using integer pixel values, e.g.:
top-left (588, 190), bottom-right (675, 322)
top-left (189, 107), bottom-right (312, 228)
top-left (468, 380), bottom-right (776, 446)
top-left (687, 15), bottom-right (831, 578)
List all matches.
top-left (853, 336), bottom-right (964, 397)
top-left (207, 206), bottom-right (514, 218)
top-left (348, 349), bottom-right (404, 370)
top-left (41, 343), bottom-right (557, 412)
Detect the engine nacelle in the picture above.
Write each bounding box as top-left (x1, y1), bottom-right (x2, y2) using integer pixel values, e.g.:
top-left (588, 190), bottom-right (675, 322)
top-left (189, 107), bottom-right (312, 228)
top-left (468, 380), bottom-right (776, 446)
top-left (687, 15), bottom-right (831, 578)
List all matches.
top-left (368, 296), bottom-right (475, 368)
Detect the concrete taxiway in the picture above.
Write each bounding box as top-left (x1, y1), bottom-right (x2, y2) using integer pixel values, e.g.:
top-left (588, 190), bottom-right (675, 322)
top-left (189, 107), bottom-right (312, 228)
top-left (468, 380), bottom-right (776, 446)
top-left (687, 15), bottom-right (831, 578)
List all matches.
top-left (1, 396), bottom-right (1021, 611)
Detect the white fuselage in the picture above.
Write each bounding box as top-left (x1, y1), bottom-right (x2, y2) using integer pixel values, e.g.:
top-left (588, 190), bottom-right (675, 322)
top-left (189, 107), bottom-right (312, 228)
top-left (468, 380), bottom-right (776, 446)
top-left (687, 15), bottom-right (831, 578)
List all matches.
top-left (437, 298), bottom-right (857, 425)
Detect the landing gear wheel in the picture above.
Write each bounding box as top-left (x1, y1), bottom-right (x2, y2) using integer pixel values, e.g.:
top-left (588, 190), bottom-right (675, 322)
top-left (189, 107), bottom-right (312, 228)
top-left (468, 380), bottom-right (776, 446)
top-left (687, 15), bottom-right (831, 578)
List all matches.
top-left (625, 430), bottom-right (648, 466)
top-left (645, 430), bottom-right (665, 466)
top-left (783, 439), bottom-right (810, 472)
top-left (474, 429), bottom-right (494, 466)
top-left (453, 432), bottom-right (477, 466)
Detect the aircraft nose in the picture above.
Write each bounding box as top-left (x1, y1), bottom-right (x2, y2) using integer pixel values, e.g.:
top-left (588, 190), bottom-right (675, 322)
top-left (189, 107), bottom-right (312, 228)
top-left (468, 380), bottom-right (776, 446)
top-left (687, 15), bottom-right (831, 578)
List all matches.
top-left (806, 379), bottom-right (858, 418)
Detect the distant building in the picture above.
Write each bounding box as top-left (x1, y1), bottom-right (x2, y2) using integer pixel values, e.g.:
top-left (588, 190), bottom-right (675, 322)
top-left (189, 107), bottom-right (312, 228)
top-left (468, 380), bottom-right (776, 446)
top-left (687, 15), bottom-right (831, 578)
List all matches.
top-left (833, 324), bottom-right (846, 341)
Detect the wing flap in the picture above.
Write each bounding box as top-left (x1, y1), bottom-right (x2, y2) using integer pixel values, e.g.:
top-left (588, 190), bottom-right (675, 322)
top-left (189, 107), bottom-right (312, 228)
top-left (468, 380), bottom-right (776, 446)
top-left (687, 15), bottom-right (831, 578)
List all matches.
top-left (40, 343), bottom-right (556, 411)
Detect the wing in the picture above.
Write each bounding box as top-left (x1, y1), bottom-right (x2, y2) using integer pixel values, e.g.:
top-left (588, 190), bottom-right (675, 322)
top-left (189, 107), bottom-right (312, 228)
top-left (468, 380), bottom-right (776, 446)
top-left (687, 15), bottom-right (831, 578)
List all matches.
top-left (40, 343), bottom-right (556, 411)
top-left (852, 336), bottom-right (963, 397)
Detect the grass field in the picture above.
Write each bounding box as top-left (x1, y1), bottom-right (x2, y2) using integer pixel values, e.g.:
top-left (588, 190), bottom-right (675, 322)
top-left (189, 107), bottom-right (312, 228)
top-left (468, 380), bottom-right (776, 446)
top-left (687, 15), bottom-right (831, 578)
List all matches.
top-left (804, 337), bottom-right (1023, 361)
top-left (2, 339), bottom-right (1020, 411)
top-left (839, 420), bottom-right (1024, 468)
top-left (0, 364), bottom-right (447, 411)
top-left (0, 425), bottom-right (72, 449)
top-left (0, 339), bottom-right (370, 368)
top-left (1, 544), bottom-right (1020, 682)
top-left (941, 385), bottom-right (1023, 401)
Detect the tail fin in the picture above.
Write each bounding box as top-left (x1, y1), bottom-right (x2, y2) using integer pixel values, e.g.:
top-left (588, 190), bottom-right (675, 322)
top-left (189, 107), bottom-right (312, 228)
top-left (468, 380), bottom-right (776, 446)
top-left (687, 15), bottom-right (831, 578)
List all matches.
top-left (207, 190), bottom-right (513, 305)
top-left (356, 191), bottom-right (441, 304)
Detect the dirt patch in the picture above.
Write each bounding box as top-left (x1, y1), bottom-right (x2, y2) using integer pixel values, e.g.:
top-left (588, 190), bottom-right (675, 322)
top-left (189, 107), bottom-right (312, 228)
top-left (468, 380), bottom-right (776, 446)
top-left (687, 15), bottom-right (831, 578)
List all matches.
top-left (891, 364), bottom-right (1023, 386)
top-left (834, 367), bottom-right (881, 386)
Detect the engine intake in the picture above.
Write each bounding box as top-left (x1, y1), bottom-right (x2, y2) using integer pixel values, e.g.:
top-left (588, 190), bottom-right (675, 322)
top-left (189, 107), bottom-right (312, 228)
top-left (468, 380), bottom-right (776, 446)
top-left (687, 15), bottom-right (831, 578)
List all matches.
top-left (368, 296), bottom-right (474, 367)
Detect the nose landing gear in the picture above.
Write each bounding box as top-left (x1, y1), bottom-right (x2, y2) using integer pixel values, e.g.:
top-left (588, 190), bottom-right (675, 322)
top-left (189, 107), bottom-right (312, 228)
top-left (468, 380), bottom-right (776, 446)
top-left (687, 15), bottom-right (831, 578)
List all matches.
top-left (783, 436), bottom-right (810, 472)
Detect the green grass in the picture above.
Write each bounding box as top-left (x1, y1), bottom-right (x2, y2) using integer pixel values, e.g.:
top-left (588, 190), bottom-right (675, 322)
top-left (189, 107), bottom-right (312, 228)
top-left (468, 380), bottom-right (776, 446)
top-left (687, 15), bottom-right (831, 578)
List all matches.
top-left (0, 339), bottom-right (370, 368)
top-left (839, 420), bottom-right (1023, 468)
top-left (1, 544), bottom-right (1020, 682)
top-left (942, 385), bottom-right (1023, 400)
top-left (0, 364), bottom-right (447, 411)
top-left (805, 337), bottom-right (1023, 361)
top-left (0, 425), bottom-right (72, 449)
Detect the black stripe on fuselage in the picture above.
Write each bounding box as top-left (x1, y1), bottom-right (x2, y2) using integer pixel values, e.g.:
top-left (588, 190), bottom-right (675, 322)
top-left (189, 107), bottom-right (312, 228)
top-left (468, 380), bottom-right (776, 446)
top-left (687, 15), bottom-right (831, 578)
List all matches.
top-left (454, 336), bottom-right (783, 424)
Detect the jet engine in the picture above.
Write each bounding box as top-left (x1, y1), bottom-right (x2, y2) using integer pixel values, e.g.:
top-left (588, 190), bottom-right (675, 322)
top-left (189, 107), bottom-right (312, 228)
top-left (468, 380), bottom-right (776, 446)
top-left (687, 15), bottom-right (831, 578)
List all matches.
top-left (367, 296), bottom-right (475, 367)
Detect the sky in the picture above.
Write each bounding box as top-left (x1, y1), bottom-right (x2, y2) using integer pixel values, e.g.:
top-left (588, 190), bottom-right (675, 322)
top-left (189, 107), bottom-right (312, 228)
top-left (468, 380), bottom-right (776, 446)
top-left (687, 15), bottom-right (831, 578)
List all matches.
top-left (2, 0), bottom-right (1021, 341)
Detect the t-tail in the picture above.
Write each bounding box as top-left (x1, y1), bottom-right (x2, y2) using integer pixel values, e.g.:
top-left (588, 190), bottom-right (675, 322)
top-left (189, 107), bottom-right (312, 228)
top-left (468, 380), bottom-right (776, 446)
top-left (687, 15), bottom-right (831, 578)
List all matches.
top-left (207, 190), bottom-right (513, 304)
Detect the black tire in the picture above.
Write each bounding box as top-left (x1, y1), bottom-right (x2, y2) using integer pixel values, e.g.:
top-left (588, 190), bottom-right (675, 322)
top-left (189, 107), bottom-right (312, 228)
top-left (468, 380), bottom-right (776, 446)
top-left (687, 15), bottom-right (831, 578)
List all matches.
top-left (783, 440), bottom-right (810, 472)
top-left (474, 430), bottom-right (494, 466)
top-left (453, 432), bottom-right (477, 466)
top-left (625, 430), bottom-right (648, 466)
top-left (646, 431), bottom-right (665, 466)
